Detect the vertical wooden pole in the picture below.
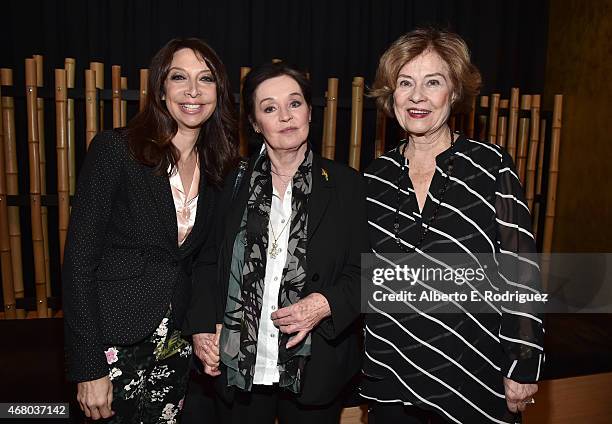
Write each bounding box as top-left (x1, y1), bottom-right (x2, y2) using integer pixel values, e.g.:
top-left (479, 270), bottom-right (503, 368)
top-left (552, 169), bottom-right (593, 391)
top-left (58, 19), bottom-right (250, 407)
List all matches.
top-left (33, 55), bottom-right (52, 315)
top-left (65, 58), bottom-right (76, 195)
top-left (239, 67), bottom-right (250, 158)
top-left (139, 69), bottom-right (149, 112)
top-left (478, 95), bottom-right (488, 141)
top-left (532, 118), bottom-right (547, 241)
top-left (0, 69), bottom-right (25, 318)
top-left (506, 88), bottom-right (520, 160)
top-left (496, 99), bottom-right (508, 147)
top-left (0, 81), bottom-right (16, 319)
top-left (516, 95), bottom-right (532, 183)
top-left (488, 94), bottom-right (500, 144)
top-left (348, 77), bottom-right (364, 170)
top-left (112, 66), bottom-right (121, 128)
top-left (525, 95), bottom-right (541, 212)
top-left (90, 62), bottom-right (104, 131)
top-left (55, 69), bottom-right (70, 264)
top-left (85, 70), bottom-right (98, 149)
top-left (321, 78), bottom-right (338, 160)
top-left (374, 109), bottom-right (387, 159)
top-left (120, 76), bottom-right (127, 127)
top-left (25, 58), bottom-right (48, 317)
top-left (543, 95), bottom-right (563, 253)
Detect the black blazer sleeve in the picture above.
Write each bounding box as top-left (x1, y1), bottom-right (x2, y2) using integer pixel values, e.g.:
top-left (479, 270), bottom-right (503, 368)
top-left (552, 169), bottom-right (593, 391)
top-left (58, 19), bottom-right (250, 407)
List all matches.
top-left (62, 133), bottom-right (123, 382)
top-left (317, 170), bottom-right (369, 340)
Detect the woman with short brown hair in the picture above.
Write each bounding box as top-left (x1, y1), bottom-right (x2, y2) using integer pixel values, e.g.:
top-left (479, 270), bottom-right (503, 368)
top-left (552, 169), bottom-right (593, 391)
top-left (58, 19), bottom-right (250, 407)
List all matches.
top-left (362, 28), bottom-right (544, 423)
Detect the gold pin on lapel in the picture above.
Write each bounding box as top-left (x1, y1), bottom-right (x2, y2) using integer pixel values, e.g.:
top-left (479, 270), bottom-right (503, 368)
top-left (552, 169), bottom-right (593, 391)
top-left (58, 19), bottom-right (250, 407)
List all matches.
top-left (321, 168), bottom-right (329, 181)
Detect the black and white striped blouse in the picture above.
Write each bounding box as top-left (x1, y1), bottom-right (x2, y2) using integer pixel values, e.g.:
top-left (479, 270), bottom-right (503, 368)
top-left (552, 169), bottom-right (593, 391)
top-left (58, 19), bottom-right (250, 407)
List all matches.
top-left (361, 134), bottom-right (545, 423)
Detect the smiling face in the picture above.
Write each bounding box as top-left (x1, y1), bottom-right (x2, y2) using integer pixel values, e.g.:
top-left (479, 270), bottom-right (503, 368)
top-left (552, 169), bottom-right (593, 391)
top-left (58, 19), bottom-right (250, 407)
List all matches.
top-left (163, 48), bottom-right (217, 135)
top-left (251, 75), bottom-right (311, 152)
top-left (393, 50), bottom-right (455, 137)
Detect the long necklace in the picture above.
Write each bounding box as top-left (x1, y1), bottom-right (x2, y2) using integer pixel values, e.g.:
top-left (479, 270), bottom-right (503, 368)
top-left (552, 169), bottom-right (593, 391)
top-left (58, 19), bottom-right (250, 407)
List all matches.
top-left (394, 128), bottom-right (456, 252)
top-left (268, 169), bottom-right (294, 259)
top-left (269, 216), bottom-right (291, 259)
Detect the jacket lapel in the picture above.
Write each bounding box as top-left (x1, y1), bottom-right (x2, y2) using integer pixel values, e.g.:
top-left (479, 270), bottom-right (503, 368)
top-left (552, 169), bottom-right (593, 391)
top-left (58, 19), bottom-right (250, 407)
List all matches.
top-left (307, 155), bottom-right (333, 246)
top-left (145, 166), bottom-right (179, 252)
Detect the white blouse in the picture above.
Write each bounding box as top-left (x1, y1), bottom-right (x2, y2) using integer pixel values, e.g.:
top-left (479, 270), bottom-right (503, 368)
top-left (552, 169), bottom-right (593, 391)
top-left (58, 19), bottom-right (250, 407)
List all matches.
top-left (168, 162), bottom-right (200, 247)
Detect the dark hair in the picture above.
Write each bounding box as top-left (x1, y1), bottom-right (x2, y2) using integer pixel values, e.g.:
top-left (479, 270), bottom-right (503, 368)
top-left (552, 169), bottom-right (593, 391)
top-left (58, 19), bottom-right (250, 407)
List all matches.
top-left (127, 37), bottom-right (238, 188)
top-left (370, 28), bottom-right (482, 116)
top-left (241, 62), bottom-right (311, 141)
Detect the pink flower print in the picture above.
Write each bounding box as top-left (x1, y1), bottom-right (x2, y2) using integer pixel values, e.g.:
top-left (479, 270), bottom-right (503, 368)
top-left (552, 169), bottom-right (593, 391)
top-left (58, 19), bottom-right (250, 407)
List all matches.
top-left (105, 347), bottom-right (119, 365)
top-left (178, 398), bottom-right (184, 410)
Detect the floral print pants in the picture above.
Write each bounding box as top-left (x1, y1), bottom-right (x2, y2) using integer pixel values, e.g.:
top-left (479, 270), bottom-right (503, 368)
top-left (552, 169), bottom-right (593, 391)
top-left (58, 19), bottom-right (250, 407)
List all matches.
top-left (104, 313), bottom-right (193, 424)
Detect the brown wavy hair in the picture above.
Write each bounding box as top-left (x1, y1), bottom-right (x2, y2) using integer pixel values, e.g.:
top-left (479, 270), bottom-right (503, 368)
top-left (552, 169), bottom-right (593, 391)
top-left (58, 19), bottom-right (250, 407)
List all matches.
top-left (370, 28), bottom-right (482, 116)
top-left (127, 38), bottom-right (238, 188)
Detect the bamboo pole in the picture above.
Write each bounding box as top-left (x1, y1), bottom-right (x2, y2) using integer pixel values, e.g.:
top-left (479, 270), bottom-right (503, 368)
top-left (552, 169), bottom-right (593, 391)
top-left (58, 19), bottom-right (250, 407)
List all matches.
top-left (516, 95), bottom-right (532, 183)
top-left (506, 88), bottom-right (520, 160)
top-left (55, 69), bottom-right (70, 264)
top-left (90, 62), bottom-right (104, 131)
top-left (532, 118), bottom-right (547, 240)
top-left (25, 58), bottom-right (48, 317)
top-left (120, 76), bottom-right (127, 127)
top-left (542, 95), bottom-right (563, 253)
top-left (321, 78), bottom-right (338, 160)
top-left (374, 109), bottom-right (387, 159)
top-left (488, 94), bottom-right (500, 144)
top-left (525, 95), bottom-right (541, 212)
top-left (139, 69), bottom-right (149, 112)
top-left (65, 58), bottom-right (76, 195)
top-left (112, 66), bottom-right (121, 128)
top-left (0, 81), bottom-right (16, 319)
top-left (496, 99), bottom-right (508, 147)
top-left (33, 55), bottom-right (52, 315)
top-left (496, 115), bottom-right (507, 148)
top-left (238, 67), bottom-right (250, 158)
top-left (85, 69), bottom-right (98, 149)
top-left (0, 69), bottom-right (25, 318)
top-left (348, 77), bottom-right (364, 170)
top-left (478, 95), bottom-right (488, 141)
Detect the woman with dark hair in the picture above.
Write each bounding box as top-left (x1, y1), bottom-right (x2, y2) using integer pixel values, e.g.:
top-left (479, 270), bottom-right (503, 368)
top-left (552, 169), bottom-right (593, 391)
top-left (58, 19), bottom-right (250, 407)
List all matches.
top-left (62, 38), bottom-right (238, 422)
top-left (362, 28), bottom-right (544, 423)
top-left (191, 62), bottom-right (368, 424)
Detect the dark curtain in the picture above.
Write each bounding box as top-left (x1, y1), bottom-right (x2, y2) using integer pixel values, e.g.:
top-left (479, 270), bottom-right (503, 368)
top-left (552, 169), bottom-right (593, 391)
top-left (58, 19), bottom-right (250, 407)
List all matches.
top-left (2, 0), bottom-right (548, 98)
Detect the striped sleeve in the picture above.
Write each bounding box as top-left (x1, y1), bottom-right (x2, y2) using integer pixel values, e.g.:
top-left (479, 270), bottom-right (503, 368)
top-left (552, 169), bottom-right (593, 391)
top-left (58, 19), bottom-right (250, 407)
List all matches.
top-left (495, 150), bottom-right (545, 383)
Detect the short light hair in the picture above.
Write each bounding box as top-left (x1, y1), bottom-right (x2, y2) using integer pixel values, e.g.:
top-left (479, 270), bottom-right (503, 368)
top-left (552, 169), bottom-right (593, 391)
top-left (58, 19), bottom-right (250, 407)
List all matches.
top-left (370, 28), bottom-right (482, 116)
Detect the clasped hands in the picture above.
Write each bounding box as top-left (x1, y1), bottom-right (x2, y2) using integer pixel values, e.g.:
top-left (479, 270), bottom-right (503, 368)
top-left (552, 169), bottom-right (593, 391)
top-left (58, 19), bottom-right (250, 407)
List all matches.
top-left (194, 293), bottom-right (331, 376)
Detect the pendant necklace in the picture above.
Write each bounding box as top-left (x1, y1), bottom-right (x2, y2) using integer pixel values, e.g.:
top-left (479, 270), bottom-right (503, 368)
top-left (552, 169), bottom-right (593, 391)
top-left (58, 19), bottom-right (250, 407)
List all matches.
top-left (269, 170), bottom-right (293, 259)
top-left (269, 217), bottom-right (291, 259)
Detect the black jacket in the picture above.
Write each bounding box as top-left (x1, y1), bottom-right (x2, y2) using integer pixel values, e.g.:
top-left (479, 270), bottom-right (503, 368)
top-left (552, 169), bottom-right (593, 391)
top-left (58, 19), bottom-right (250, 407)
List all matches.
top-left (62, 129), bottom-right (220, 382)
top-left (189, 152), bottom-right (369, 405)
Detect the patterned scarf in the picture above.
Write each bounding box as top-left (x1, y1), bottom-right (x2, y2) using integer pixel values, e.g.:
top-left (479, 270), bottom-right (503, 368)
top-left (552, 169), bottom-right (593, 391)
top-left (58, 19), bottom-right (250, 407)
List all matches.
top-left (220, 148), bottom-right (313, 393)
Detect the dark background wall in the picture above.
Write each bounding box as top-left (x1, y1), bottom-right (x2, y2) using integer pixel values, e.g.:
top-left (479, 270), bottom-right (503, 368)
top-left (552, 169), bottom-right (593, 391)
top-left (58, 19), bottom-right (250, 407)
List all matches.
top-left (1, 0), bottom-right (549, 97)
top-left (545, 0), bottom-right (612, 253)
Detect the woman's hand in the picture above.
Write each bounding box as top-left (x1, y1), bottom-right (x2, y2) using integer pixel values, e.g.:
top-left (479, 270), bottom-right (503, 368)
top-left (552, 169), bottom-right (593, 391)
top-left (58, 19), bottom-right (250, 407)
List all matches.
top-left (77, 376), bottom-right (114, 420)
top-left (193, 324), bottom-right (222, 376)
top-left (503, 377), bottom-right (538, 413)
top-left (271, 293), bottom-right (331, 349)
